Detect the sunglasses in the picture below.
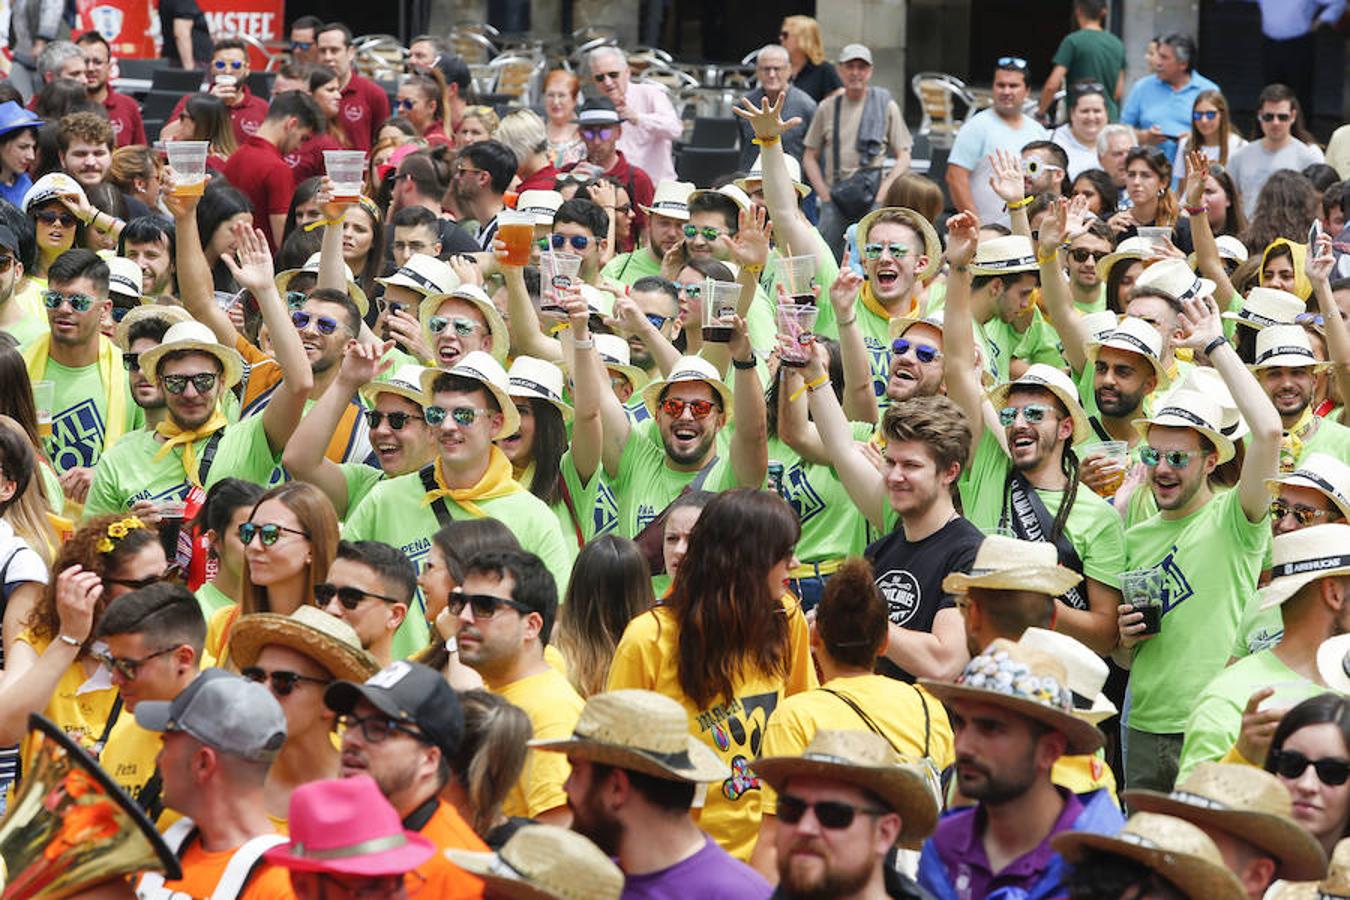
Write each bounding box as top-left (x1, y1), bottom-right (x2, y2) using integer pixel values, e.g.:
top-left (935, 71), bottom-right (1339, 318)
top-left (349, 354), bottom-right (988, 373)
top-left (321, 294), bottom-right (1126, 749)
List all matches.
top-left (645, 313), bottom-right (671, 329)
top-left (1069, 248), bottom-right (1108, 263)
top-left (1295, 312), bottom-right (1325, 328)
top-left (238, 521), bottom-right (310, 547)
top-left (122, 352), bottom-right (141, 372)
top-left (1022, 158), bottom-right (1062, 177)
top-left (292, 310), bottom-right (341, 335)
top-left (1270, 499), bottom-right (1339, 527)
top-left (777, 793), bottom-right (887, 829)
top-left (396, 98), bottom-right (416, 111)
top-left (105, 565), bottom-right (182, 591)
top-left (36, 209), bottom-right (78, 228)
top-left (996, 56), bottom-right (1029, 70)
top-left (93, 645), bottom-right (176, 680)
top-left (213, 59), bottom-right (245, 70)
top-left (110, 307), bottom-right (133, 323)
top-left (338, 712), bottom-right (428, 744)
top-left (863, 242), bottom-right (910, 260)
top-left (447, 591), bottom-right (532, 619)
top-left (290, 40), bottom-right (314, 50)
top-left (1269, 749), bottom-right (1350, 786)
top-left (428, 315), bottom-right (480, 336)
top-left (674, 282), bottom-right (702, 298)
top-left (997, 403), bottom-right (1053, 427)
top-left (314, 582), bottom-right (401, 610)
top-left (546, 233), bottom-right (591, 251)
top-left (423, 405), bottom-right (489, 426)
top-left (364, 410), bottom-right (424, 430)
top-left (1140, 446), bottom-right (1205, 468)
top-left (890, 338), bottom-right (941, 364)
top-left (660, 397), bottom-right (716, 419)
top-left (1071, 81), bottom-right (1106, 94)
top-left (43, 290), bottom-right (95, 312)
top-left (1260, 112), bottom-right (1293, 123)
top-left (682, 225), bottom-right (725, 242)
top-left (593, 71), bottom-right (623, 82)
top-left (241, 666), bottom-right (330, 696)
top-left (161, 372), bottom-right (218, 395)
top-left (579, 127), bottom-right (615, 141)
top-left (286, 291), bottom-right (307, 310)
top-left (1192, 110), bottom-right (1220, 121)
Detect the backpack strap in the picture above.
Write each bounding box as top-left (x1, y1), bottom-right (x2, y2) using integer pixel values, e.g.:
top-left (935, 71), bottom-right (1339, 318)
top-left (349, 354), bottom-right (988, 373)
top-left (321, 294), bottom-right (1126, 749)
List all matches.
top-left (419, 463), bottom-right (453, 526)
top-left (135, 819), bottom-right (198, 896)
top-left (194, 430), bottom-right (227, 486)
top-left (211, 833), bottom-right (288, 900)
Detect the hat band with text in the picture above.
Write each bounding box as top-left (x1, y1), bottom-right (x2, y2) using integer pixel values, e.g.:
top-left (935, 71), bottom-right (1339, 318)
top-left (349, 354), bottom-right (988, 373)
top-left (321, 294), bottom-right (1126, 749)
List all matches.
top-left (976, 255), bottom-right (1038, 270)
top-left (509, 377), bottom-right (562, 402)
top-left (1105, 331), bottom-right (1158, 360)
top-left (1285, 469), bottom-right (1348, 504)
top-left (1168, 790), bottom-right (1230, 811)
top-left (1237, 308), bottom-right (1281, 327)
top-left (1271, 554), bottom-right (1348, 579)
top-left (394, 267), bottom-right (440, 292)
top-left (1254, 345), bottom-right (1316, 366)
top-left (1154, 406), bottom-right (1216, 431)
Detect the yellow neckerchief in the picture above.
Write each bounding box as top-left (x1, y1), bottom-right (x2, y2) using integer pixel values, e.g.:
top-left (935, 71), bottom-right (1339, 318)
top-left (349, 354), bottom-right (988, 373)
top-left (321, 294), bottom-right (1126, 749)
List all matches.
top-left (420, 446), bottom-right (524, 518)
top-left (1260, 239), bottom-right (1312, 300)
top-left (153, 409), bottom-right (230, 487)
top-left (859, 280), bottom-right (917, 322)
top-left (22, 333), bottom-right (128, 453)
top-left (1280, 406), bottom-right (1317, 474)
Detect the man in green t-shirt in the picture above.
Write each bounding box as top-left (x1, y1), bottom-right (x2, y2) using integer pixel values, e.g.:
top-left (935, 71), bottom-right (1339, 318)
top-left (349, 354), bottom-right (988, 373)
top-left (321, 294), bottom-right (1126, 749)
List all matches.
top-left (1178, 523), bottom-right (1350, 782)
top-left (601, 179), bottom-right (692, 286)
top-left (967, 234), bottom-right (1062, 382)
top-left (1037, 0), bottom-right (1127, 121)
top-left (1117, 291), bottom-right (1283, 793)
top-left (1250, 324), bottom-right (1350, 471)
top-left (0, 225), bottom-right (43, 347)
top-left (116, 307), bottom-right (189, 431)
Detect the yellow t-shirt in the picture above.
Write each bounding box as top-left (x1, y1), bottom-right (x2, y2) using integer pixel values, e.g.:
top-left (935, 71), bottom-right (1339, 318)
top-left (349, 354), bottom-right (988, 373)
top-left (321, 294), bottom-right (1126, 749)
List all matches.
top-left (757, 674), bottom-right (955, 814)
top-left (203, 603), bottom-right (239, 668)
top-left (606, 599), bottom-right (818, 861)
top-left (98, 710), bottom-right (183, 828)
top-left (496, 666), bottom-right (584, 819)
top-left (14, 633), bottom-right (118, 775)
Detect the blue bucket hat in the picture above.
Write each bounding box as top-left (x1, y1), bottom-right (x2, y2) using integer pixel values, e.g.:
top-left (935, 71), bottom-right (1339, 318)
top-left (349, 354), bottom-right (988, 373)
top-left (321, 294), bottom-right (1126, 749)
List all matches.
top-left (0, 102), bottom-right (43, 140)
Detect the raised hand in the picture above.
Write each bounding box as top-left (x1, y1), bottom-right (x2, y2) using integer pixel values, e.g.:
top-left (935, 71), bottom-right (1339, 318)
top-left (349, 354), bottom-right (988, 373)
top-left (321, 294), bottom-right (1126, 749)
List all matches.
top-left (1307, 232), bottom-right (1335, 287)
top-left (448, 254), bottom-right (484, 286)
top-left (731, 93), bottom-right (803, 141)
top-left (1183, 150), bottom-right (1209, 210)
top-left (586, 178), bottom-right (617, 211)
top-left (1175, 293), bottom-right (1225, 351)
top-left (606, 295), bottom-right (649, 336)
top-left (828, 268), bottom-right (863, 318)
top-left (385, 308), bottom-right (434, 364)
top-left (159, 166), bottom-right (199, 219)
top-left (1037, 197), bottom-right (1068, 255)
top-left (727, 205), bottom-right (771, 270)
top-left (220, 221), bottom-right (277, 294)
top-left (659, 242), bottom-right (687, 281)
top-left (55, 565), bottom-right (103, 645)
top-left (561, 284), bottom-right (590, 335)
top-left (987, 149), bottom-right (1025, 204)
top-left (337, 338), bottom-right (395, 388)
top-left (1063, 193), bottom-right (1092, 241)
top-left (727, 314), bottom-right (751, 362)
top-left (944, 210), bottom-right (981, 268)
top-left (316, 176), bottom-right (354, 223)
top-left (1235, 688), bottom-right (1284, 766)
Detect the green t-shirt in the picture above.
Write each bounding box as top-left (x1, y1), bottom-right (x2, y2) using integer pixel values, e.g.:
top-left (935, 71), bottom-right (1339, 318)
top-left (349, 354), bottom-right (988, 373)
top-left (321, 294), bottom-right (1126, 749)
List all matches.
top-left (981, 311), bottom-right (1064, 379)
top-left (41, 357), bottom-right (142, 476)
top-left (767, 431), bottom-right (871, 564)
top-left (1075, 284), bottom-right (1107, 315)
top-left (1124, 488), bottom-right (1270, 733)
top-left (607, 418), bottom-right (740, 539)
top-left (1231, 602), bottom-right (1283, 660)
top-left (1177, 650), bottom-right (1324, 782)
top-left (560, 449), bottom-right (619, 542)
top-left (83, 415), bottom-right (277, 520)
top-left (958, 430), bottom-right (1126, 592)
top-left (343, 469), bottom-right (573, 660)
top-left (602, 248), bottom-right (662, 284)
top-left (1052, 28), bottom-right (1127, 120)
top-left (341, 462), bottom-right (387, 519)
top-left (194, 581), bottom-right (235, 618)
top-left (39, 460), bottom-right (63, 514)
top-left (1304, 417), bottom-right (1350, 464)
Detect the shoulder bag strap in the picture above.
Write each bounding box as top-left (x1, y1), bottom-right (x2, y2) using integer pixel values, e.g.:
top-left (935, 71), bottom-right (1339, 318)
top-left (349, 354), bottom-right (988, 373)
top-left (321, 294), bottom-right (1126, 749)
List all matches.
top-left (1000, 471), bottom-right (1087, 610)
top-left (557, 476), bottom-right (586, 549)
top-left (135, 819), bottom-right (198, 896)
top-left (91, 694), bottom-right (123, 758)
top-left (211, 833), bottom-right (289, 900)
top-left (193, 430), bottom-right (227, 486)
top-left (832, 95), bottom-right (842, 184)
top-left (820, 686), bottom-right (929, 757)
top-left (419, 463), bottom-right (453, 527)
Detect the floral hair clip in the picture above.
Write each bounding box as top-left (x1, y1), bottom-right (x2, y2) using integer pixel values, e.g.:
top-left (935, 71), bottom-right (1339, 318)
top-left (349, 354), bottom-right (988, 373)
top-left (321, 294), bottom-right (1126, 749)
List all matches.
top-left (96, 516), bottom-right (146, 554)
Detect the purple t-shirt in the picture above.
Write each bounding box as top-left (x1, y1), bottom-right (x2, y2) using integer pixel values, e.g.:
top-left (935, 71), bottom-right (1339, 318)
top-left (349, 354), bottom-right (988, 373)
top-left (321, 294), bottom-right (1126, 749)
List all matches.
top-left (621, 835), bottom-right (771, 900)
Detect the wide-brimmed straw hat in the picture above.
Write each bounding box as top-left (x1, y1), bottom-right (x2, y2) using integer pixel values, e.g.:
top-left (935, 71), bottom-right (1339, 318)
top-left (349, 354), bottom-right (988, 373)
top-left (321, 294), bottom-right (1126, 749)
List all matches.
top-left (889, 310), bottom-right (945, 341)
top-left (1053, 813), bottom-right (1247, 899)
top-left (752, 729), bottom-right (940, 849)
top-left (857, 207), bottom-right (942, 280)
top-left (1080, 310), bottom-right (1120, 342)
top-left (1133, 389), bottom-right (1235, 464)
top-left (275, 252), bottom-right (369, 315)
top-left (138, 320), bottom-right (245, 389)
top-left (376, 253), bottom-right (460, 297)
top-left (1222, 286), bottom-right (1305, 330)
top-left (507, 356), bottom-right (573, 422)
top-left (531, 689), bottom-right (728, 783)
top-left (107, 256), bottom-right (143, 302)
top-left (418, 284), bottom-right (510, 364)
top-left (113, 304), bottom-right (192, 351)
top-left (1274, 837), bottom-right (1350, 900)
top-left (941, 534), bottom-right (1083, 597)
top-left (1248, 324), bottom-right (1330, 372)
top-left (1125, 762), bottom-right (1329, 881)
top-left (1259, 524), bottom-right (1350, 610)
top-left (640, 355), bottom-right (733, 422)
top-left (518, 190), bottom-right (564, 226)
top-left (735, 152), bottom-right (810, 198)
top-left (986, 363), bottom-right (1093, 445)
top-left (593, 334), bottom-right (650, 391)
top-left (687, 183), bottom-right (751, 215)
top-left (361, 364), bottom-right (433, 409)
top-left (1085, 316), bottom-right (1171, 389)
top-left (1132, 258), bottom-right (1215, 305)
top-left (1095, 235), bottom-right (1151, 285)
top-left (419, 350), bottom-right (521, 440)
top-left (1267, 453), bottom-right (1350, 522)
top-left (1187, 234), bottom-right (1249, 271)
top-left (1170, 366), bottom-right (1248, 442)
top-left (1016, 627), bottom-right (1117, 723)
top-left (1317, 634), bottom-right (1350, 696)
top-left (920, 637), bottom-right (1105, 755)
top-left (229, 606), bottom-right (380, 686)
top-left (640, 180), bottom-right (695, 221)
top-left (969, 235), bottom-right (1038, 277)
top-left (444, 824), bottom-right (624, 900)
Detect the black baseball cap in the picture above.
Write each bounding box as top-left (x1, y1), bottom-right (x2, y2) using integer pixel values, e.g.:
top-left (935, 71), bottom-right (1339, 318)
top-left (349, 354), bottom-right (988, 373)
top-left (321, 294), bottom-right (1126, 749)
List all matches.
top-left (325, 661), bottom-right (465, 758)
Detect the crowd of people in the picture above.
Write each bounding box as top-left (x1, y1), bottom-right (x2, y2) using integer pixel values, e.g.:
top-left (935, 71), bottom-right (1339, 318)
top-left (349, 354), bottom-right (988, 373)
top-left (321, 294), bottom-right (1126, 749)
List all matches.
top-left (2, 0), bottom-right (1350, 898)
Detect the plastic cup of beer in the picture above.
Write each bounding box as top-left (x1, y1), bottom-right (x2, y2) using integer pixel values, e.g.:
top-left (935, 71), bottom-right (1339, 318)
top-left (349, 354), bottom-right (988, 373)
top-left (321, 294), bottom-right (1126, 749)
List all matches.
top-left (322, 150), bottom-right (367, 202)
top-left (1078, 439), bottom-right (1129, 497)
top-left (539, 251), bottom-right (582, 311)
top-left (776, 303), bottom-right (820, 366)
top-left (165, 141), bottom-right (209, 197)
top-left (701, 280), bottom-right (741, 343)
top-left (497, 210), bottom-right (534, 267)
top-left (33, 380), bottom-right (54, 441)
top-left (1121, 567), bottom-right (1163, 635)
top-left (778, 254), bottom-right (817, 305)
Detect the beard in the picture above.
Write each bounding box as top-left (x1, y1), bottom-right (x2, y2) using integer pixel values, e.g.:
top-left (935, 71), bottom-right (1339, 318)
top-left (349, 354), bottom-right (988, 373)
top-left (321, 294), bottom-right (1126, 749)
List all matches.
top-left (661, 425), bottom-right (717, 467)
top-left (779, 840), bottom-right (875, 900)
top-left (955, 753), bottom-right (1039, 805)
top-left (1096, 385), bottom-right (1146, 418)
top-left (570, 793), bottom-right (623, 856)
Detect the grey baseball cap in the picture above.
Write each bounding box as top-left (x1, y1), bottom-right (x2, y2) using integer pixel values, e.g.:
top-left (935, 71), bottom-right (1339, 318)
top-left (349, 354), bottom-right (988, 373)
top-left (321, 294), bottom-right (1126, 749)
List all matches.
top-left (135, 668), bottom-right (287, 762)
top-left (839, 44), bottom-right (873, 65)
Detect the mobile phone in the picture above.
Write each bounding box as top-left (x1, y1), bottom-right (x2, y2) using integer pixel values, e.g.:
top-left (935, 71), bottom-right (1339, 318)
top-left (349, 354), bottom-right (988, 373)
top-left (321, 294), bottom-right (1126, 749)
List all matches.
top-left (1310, 219), bottom-right (1323, 249)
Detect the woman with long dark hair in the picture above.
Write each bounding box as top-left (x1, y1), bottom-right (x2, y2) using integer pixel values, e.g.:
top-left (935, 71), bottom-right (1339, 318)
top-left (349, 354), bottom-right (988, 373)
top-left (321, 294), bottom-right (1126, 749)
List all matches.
top-left (195, 181), bottom-right (254, 291)
top-left (1242, 169), bottom-right (1319, 256)
top-left (287, 67), bottom-right (350, 183)
top-left (396, 71), bottom-right (451, 146)
top-left (553, 535), bottom-right (654, 697)
top-left (1265, 693), bottom-right (1350, 856)
top-left (191, 477), bottom-right (264, 616)
top-left (1174, 89), bottom-right (1244, 189)
top-left (1108, 146), bottom-right (1178, 241)
top-left (0, 346), bottom-right (61, 512)
top-left (500, 357), bottom-right (581, 555)
top-left (607, 488), bottom-right (816, 861)
top-left (160, 93), bottom-right (237, 171)
top-left (1071, 168), bottom-right (1119, 218)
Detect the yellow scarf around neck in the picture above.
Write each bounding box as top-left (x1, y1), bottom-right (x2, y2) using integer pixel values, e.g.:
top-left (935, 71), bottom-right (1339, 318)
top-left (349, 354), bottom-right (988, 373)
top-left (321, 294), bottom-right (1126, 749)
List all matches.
top-left (153, 409), bottom-right (230, 487)
top-left (421, 446), bottom-right (524, 518)
top-left (860, 280), bottom-right (917, 323)
top-left (1280, 406), bottom-right (1317, 474)
top-left (23, 334), bottom-right (128, 455)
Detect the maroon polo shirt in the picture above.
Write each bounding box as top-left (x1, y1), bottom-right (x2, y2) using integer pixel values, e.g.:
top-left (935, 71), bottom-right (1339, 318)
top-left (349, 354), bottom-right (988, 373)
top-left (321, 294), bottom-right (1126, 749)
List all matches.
top-left (516, 164), bottom-right (560, 194)
top-left (220, 135), bottom-right (294, 252)
top-left (169, 86), bottom-right (270, 146)
top-left (563, 151), bottom-right (655, 246)
top-left (283, 132), bottom-right (345, 184)
top-left (337, 73), bottom-right (391, 151)
top-left (102, 90), bottom-right (146, 147)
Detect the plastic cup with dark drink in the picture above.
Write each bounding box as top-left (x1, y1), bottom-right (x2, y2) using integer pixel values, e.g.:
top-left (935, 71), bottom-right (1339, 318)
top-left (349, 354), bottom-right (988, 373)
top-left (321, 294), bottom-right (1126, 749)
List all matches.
top-left (778, 253), bottom-right (817, 305)
top-left (700, 280), bottom-right (740, 342)
top-left (777, 304), bottom-right (820, 367)
top-left (157, 500), bottom-right (187, 565)
top-left (1122, 567), bottom-right (1164, 636)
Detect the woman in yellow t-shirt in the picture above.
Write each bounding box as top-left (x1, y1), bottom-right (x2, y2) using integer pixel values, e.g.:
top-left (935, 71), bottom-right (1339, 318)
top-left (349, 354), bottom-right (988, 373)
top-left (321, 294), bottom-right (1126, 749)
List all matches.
top-left (0, 513), bottom-right (172, 773)
top-left (750, 558), bottom-right (955, 876)
top-left (607, 489), bottom-right (818, 861)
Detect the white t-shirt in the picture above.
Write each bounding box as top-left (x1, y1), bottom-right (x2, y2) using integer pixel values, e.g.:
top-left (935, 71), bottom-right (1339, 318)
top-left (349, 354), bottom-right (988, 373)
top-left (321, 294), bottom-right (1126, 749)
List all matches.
top-left (1172, 132), bottom-right (1247, 188)
top-left (1051, 126), bottom-right (1101, 180)
top-left (1228, 138), bottom-right (1325, 216)
top-left (0, 520), bottom-right (47, 600)
top-left (948, 108), bottom-right (1049, 227)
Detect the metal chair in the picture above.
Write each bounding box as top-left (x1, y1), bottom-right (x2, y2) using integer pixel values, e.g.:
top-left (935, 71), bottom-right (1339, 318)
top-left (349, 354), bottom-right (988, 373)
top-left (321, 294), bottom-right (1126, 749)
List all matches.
top-left (489, 54), bottom-right (543, 107)
top-left (910, 72), bottom-right (979, 150)
top-left (450, 29), bottom-right (499, 65)
top-left (219, 32), bottom-right (278, 73)
top-left (354, 35), bottom-right (407, 81)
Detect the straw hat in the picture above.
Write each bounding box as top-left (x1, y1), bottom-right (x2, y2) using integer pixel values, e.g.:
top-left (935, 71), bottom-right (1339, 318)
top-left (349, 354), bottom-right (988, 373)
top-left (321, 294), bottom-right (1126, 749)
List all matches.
top-left (986, 363), bottom-right (1093, 446)
top-left (229, 606), bottom-right (381, 686)
top-left (507, 356), bottom-right (573, 422)
top-left (1080, 310), bottom-right (1120, 343)
top-left (518, 190), bottom-right (564, 226)
top-left (361, 364), bottom-right (433, 409)
top-left (275, 252), bottom-right (369, 315)
top-left (1084, 316), bottom-right (1171, 388)
top-left (375, 253), bottom-right (461, 297)
top-left (1169, 366), bottom-right (1248, 442)
top-left (444, 824), bottom-right (624, 900)
top-left (735, 152), bottom-right (810, 198)
top-left (1095, 235), bottom-right (1151, 285)
top-left (640, 180), bottom-right (695, 221)
top-left (855, 207), bottom-right (942, 281)
top-left (1222, 286), bottom-right (1305, 330)
top-left (113, 304), bottom-right (192, 351)
top-left (888, 310), bottom-right (945, 342)
top-left (941, 534), bottom-right (1083, 597)
top-left (1273, 837), bottom-right (1350, 900)
top-left (640, 355), bottom-right (734, 422)
top-left (418, 284), bottom-right (510, 364)
top-left (969, 235), bottom-right (1038, 277)
top-left (531, 689), bottom-right (728, 782)
top-left (1267, 453), bottom-right (1350, 522)
top-left (1053, 813), bottom-right (1247, 899)
top-left (419, 350), bottom-right (521, 440)
top-left (751, 729), bottom-right (940, 848)
top-left (106, 256), bottom-right (143, 302)
top-left (1124, 762), bottom-right (1329, 881)
top-left (22, 171), bottom-right (84, 213)
top-left (1259, 524), bottom-right (1350, 610)
top-left (1187, 234), bottom-right (1249, 270)
top-left (1249, 324), bottom-right (1330, 372)
top-left (688, 183), bottom-right (751, 214)
top-left (919, 637), bottom-right (1105, 754)
top-left (1318, 633), bottom-right (1350, 695)
top-left (1133, 389), bottom-right (1235, 464)
top-left (1017, 627), bottom-right (1117, 723)
top-left (1132, 258), bottom-right (1216, 305)
top-left (594, 334), bottom-right (650, 391)
top-left (138, 320), bottom-right (245, 389)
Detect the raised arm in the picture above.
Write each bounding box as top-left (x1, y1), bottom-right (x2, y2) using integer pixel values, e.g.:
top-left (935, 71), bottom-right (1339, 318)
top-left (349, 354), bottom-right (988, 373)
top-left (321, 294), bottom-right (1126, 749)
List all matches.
top-left (1305, 233), bottom-right (1350, 424)
top-left (988, 149), bottom-right (1031, 238)
top-left (940, 211), bottom-right (993, 451)
top-left (702, 205), bottom-right (773, 375)
top-left (1183, 152), bottom-right (1239, 305)
top-left (828, 268), bottom-right (878, 422)
top-left (796, 350), bottom-right (887, 528)
top-left (164, 178), bottom-right (237, 346)
top-left (1035, 196), bottom-right (1094, 375)
top-left (732, 95), bottom-right (815, 257)
top-left (728, 315), bottom-right (769, 488)
top-left (564, 288), bottom-right (605, 486)
top-left (607, 295), bottom-right (681, 376)
top-left (501, 262), bottom-right (563, 362)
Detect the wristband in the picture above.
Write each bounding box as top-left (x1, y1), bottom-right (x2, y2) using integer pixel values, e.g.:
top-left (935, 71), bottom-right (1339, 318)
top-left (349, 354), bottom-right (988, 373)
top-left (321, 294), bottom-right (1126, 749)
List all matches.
top-left (751, 136), bottom-right (780, 147)
top-left (1036, 247), bottom-right (1060, 265)
top-left (1006, 195), bottom-right (1034, 211)
top-left (789, 373), bottom-right (829, 401)
top-left (732, 355), bottom-right (757, 370)
top-left (302, 217), bottom-right (343, 232)
top-left (572, 337), bottom-right (595, 349)
top-left (57, 634), bottom-right (82, 648)
top-left (1202, 335), bottom-right (1227, 357)
top-left (837, 315), bottom-right (857, 327)
top-left (1184, 204), bottom-right (1207, 215)
top-left (742, 263), bottom-right (764, 274)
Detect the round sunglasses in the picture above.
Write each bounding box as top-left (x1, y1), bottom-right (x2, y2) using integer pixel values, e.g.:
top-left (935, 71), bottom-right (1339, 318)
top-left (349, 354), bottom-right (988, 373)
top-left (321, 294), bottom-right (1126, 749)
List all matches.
top-left (238, 521), bottom-right (310, 547)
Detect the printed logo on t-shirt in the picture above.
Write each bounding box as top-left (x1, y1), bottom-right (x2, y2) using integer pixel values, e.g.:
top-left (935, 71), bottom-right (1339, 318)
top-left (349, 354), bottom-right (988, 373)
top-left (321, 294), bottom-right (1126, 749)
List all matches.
top-left (49, 398), bottom-right (107, 472)
top-left (782, 462), bottom-right (825, 524)
top-left (865, 336), bottom-right (890, 400)
top-left (344, 104), bottom-right (365, 123)
top-left (695, 690), bottom-right (778, 802)
top-left (127, 483), bottom-right (192, 507)
top-left (242, 119), bottom-right (260, 136)
top-left (110, 118), bottom-right (124, 135)
top-left (592, 481), bottom-right (619, 537)
top-left (635, 503), bottom-right (657, 534)
top-left (398, 537), bottom-right (432, 620)
top-left (1156, 543), bottom-right (1195, 615)
top-left (875, 568), bottom-right (922, 626)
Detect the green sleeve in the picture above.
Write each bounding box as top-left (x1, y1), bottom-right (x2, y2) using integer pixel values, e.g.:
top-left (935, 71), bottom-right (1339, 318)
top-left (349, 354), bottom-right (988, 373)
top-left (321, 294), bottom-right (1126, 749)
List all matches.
top-left (83, 456), bottom-right (125, 520)
top-left (204, 415), bottom-right (282, 489)
top-left (1176, 688), bottom-right (1243, 784)
top-left (341, 463), bottom-right (386, 519)
top-left (343, 485), bottom-right (377, 541)
top-left (39, 462), bottom-right (64, 515)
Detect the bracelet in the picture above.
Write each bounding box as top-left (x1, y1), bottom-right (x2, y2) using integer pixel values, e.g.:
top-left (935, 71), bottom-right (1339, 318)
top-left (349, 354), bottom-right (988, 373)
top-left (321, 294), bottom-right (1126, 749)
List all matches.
top-left (1202, 335), bottom-right (1227, 357)
top-left (1006, 195), bottom-right (1034, 211)
top-left (302, 217), bottom-right (343, 232)
top-left (732, 355), bottom-right (757, 370)
top-left (57, 634), bottom-right (82, 648)
top-left (1184, 204), bottom-right (1207, 215)
top-left (1036, 247), bottom-right (1060, 265)
top-left (742, 263), bottom-right (764, 274)
top-left (572, 337), bottom-right (595, 349)
top-left (751, 136), bottom-right (780, 146)
top-left (837, 315), bottom-right (857, 327)
top-left (90, 211), bottom-right (103, 229)
top-left (444, 636), bottom-right (458, 654)
top-left (788, 373), bottom-right (830, 401)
